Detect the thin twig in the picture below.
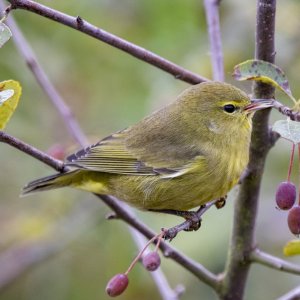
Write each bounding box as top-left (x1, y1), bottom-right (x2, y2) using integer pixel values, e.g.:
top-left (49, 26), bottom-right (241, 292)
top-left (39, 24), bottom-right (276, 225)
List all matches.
top-left (0, 1), bottom-right (89, 147)
top-left (272, 100), bottom-right (300, 121)
top-left (203, 0), bottom-right (224, 81)
top-left (250, 248), bottom-right (300, 275)
top-left (7, 0), bottom-right (209, 85)
top-left (0, 131), bottom-right (65, 172)
top-left (277, 285), bottom-right (300, 300)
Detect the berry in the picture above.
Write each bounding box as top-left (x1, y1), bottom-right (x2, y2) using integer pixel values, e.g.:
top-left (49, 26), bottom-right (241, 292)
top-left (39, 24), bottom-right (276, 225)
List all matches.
top-left (106, 273), bottom-right (129, 297)
top-left (275, 181), bottom-right (296, 210)
top-left (288, 206), bottom-right (300, 235)
top-left (142, 251), bottom-right (161, 271)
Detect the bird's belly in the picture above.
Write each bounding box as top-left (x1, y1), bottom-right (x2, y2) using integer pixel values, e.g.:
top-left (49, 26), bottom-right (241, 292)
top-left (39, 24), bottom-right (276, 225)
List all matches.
top-left (85, 150), bottom-right (249, 211)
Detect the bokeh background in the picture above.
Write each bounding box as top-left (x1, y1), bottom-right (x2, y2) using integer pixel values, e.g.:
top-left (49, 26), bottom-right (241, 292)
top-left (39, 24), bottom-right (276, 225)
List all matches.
top-left (0, 1), bottom-right (300, 299)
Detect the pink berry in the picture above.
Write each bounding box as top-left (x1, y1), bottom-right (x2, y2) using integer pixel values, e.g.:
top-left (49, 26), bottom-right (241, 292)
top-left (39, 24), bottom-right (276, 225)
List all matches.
top-left (106, 273), bottom-right (129, 297)
top-left (288, 206), bottom-right (300, 235)
top-left (275, 181), bottom-right (296, 210)
top-left (142, 251), bottom-right (161, 272)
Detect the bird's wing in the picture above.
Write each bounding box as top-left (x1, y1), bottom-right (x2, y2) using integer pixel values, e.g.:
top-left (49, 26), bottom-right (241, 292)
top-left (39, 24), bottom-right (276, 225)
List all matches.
top-left (66, 130), bottom-right (192, 177)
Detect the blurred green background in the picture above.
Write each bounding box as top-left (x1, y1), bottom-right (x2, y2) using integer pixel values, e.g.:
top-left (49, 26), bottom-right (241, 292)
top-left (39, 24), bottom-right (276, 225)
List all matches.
top-left (1, 0), bottom-right (300, 299)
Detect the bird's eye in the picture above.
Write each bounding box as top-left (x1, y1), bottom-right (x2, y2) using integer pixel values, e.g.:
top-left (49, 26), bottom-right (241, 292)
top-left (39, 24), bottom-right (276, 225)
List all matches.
top-left (223, 104), bottom-right (236, 113)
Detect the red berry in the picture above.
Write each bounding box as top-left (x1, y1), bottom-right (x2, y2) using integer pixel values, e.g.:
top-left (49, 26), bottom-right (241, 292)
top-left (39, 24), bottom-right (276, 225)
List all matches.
top-left (142, 251), bottom-right (161, 272)
top-left (106, 273), bottom-right (129, 297)
top-left (275, 181), bottom-right (296, 210)
top-left (288, 206), bottom-right (300, 235)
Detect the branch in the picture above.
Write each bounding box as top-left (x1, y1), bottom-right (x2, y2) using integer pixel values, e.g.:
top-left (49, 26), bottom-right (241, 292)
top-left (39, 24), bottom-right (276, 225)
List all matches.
top-left (278, 285), bottom-right (300, 300)
top-left (250, 248), bottom-right (300, 275)
top-left (272, 100), bottom-right (300, 121)
top-left (0, 131), bottom-right (65, 172)
top-left (0, 1), bottom-right (88, 147)
top-left (7, 0), bottom-right (209, 85)
top-left (203, 0), bottom-right (224, 81)
top-left (219, 1), bottom-right (276, 299)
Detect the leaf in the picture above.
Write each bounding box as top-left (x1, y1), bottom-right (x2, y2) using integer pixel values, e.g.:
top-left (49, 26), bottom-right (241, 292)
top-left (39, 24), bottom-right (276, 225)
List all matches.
top-left (283, 239), bottom-right (300, 256)
top-left (0, 80), bottom-right (22, 130)
top-left (0, 22), bottom-right (12, 48)
top-left (233, 59), bottom-right (296, 103)
top-left (272, 119), bottom-right (300, 144)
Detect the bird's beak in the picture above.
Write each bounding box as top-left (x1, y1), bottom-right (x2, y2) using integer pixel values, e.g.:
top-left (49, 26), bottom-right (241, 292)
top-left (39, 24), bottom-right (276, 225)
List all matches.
top-left (244, 99), bottom-right (274, 113)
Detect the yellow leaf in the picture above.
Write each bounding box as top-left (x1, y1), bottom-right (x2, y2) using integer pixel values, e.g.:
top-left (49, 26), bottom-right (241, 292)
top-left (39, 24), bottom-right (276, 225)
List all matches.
top-left (283, 239), bottom-right (300, 256)
top-left (0, 80), bottom-right (21, 130)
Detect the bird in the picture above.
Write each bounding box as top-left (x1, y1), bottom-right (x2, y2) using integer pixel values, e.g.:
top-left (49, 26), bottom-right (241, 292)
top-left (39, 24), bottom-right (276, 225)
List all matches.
top-left (22, 82), bottom-right (272, 216)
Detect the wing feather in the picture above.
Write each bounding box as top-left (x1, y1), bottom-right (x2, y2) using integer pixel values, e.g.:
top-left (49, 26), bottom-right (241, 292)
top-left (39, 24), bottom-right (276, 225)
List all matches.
top-left (66, 132), bottom-right (184, 176)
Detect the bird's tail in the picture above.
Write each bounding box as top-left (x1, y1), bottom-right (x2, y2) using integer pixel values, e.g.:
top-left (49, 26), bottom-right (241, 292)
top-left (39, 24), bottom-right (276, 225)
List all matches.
top-left (22, 171), bottom-right (78, 196)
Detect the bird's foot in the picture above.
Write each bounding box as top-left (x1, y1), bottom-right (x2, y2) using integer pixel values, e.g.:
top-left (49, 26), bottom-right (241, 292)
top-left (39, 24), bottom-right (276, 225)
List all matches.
top-left (149, 198), bottom-right (222, 241)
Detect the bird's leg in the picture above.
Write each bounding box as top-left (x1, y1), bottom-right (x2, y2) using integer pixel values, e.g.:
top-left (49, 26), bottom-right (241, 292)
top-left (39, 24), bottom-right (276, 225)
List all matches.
top-left (151, 208), bottom-right (204, 231)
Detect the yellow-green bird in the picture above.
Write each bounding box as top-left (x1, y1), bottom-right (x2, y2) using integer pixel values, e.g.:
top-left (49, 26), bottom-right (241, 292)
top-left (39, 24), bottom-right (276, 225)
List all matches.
top-left (23, 82), bottom-right (272, 214)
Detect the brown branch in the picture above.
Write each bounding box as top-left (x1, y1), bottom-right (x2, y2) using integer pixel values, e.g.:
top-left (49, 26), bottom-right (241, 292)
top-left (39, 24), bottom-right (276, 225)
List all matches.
top-left (7, 0), bottom-right (209, 85)
top-left (272, 100), bottom-right (300, 121)
top-left (277, 286), bottom-right (300, 300)
top-left (203, 0), bottom-right (224, 81)
top-left (0, 131), bottom-right (65, 172)
top-left (219, 1), bottom-right (277, 299)
top-left (250, 248), bottom-right (300, 275)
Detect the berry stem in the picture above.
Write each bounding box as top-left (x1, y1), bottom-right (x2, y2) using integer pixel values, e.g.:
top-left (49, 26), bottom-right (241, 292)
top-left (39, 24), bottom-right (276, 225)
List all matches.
top-left (287, 143), bottom-right (295, 182)
top-left (124, 231), bottom-right (165, 275)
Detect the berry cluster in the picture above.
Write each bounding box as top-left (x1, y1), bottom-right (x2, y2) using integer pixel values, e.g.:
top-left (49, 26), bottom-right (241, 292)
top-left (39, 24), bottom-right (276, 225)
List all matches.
top-left (276, 144), bottom-right (300, 235)
top-left (106, 231), bottom-right (164, 297)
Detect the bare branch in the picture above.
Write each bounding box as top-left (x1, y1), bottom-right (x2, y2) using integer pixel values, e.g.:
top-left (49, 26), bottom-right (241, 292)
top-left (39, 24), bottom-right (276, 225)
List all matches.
top-left (250, 248), bottom-right (300, 275)
top-left (203, 0), bottom-right (224, 81)
top-left (272, 100), bottom-right (300, 121)
top-left (277, 285), bottom-right (300, 300)
top-left (0, 1), bottom-right (89, 147)
top-left (7, 0), bottom-right (209, 85)
top-left (0, 131), bottom-right (65, 172)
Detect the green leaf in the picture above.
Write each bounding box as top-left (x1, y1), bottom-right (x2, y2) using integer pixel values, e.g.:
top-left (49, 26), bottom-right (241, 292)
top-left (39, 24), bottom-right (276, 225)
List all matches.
top-left (0, 80), bottom-right (22, 130)
top-left (283, 239), bottom-right (300, 256)
top-left (0, 22), bottom-right (12, 48)
top-left (233, 59), bottom-right (296, 103)
top-left (273, 119), bottom-right (300, 144)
